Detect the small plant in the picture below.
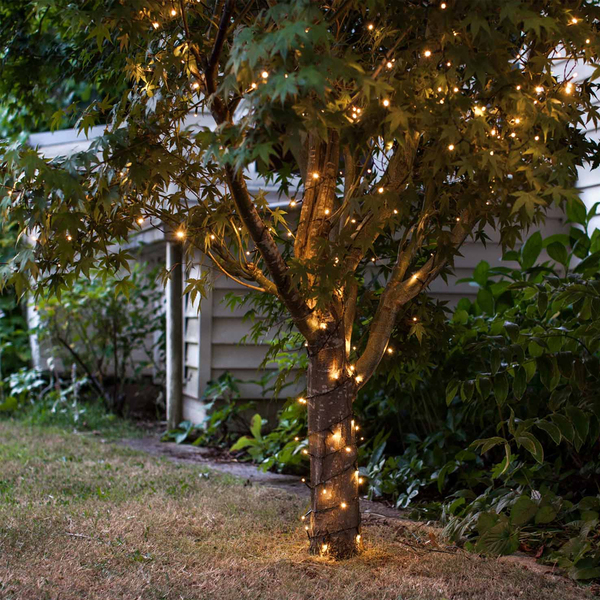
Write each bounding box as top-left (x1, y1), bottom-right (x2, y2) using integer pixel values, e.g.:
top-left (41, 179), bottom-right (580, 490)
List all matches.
top-left (36, 264), bottom-right (165, 414)
top-left (162, 372), bottom-right (255, 446)
top-left (229, 399), bottom-right (308, 473)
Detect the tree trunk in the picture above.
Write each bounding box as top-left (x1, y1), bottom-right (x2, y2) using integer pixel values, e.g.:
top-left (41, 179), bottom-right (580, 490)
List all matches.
top-left (306, 326), bottom-right (361, 559)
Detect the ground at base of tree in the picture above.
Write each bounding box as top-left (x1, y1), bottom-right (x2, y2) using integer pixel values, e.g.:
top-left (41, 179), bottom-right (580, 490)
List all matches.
top-left (0, 421), bottom-right (595, 600)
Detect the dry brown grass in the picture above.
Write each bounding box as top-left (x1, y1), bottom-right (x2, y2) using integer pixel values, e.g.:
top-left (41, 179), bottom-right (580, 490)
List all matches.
top-left (0, 420), bottom-right (595, 600)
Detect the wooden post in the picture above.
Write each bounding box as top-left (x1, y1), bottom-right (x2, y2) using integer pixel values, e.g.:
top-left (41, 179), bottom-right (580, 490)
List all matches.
top-left (166, 239), bottom-right (183, 429)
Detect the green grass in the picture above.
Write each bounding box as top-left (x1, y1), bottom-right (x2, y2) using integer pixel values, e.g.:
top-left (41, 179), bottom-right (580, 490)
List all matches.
top-left (2, 394), bottom-right (143, 439)
top-left (0, 421), bottom-right (595, 600)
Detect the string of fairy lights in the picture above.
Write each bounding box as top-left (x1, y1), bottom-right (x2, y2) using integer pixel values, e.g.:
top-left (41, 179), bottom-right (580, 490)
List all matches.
top-left (6, 1), bottom-right (595, 556)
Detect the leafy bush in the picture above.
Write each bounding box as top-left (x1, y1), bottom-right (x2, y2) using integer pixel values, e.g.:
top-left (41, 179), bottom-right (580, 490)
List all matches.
top-left (0, 364), bottom-right (137, 436)
top-left (436, 202), bottom-right (600, 578)
top-left (162, 372), bottom-right (256, 446)
top-left (36, 264), bottom-right (165, 413)
top-left (230, 399), bottom-right (307, 473)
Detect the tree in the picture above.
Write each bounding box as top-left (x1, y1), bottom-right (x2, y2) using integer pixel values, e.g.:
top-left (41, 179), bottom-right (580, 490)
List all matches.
top-left (1, 0), bottom-right (600, 558)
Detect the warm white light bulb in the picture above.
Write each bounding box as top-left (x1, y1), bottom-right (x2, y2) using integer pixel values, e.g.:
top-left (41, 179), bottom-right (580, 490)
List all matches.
top-left (261, 71), bottom-right (269, 79)
top-left (424, 50), bottom-right (432, 57)
top-left (176, 230), bottom-right (185, 239)
top-left (382, 99), bottom-right (390, 107)
top-left (448, 144), bottom-right (455, 151)
top-left (378, 187), bottom-right (384, 194)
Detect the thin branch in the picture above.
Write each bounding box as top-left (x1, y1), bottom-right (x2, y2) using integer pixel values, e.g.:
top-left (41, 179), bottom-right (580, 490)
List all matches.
top-left (355, 211), bottom-right (476, 386)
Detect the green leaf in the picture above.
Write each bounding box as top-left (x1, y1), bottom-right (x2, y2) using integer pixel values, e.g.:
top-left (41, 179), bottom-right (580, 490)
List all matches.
top-left (249, 413), bottom-right (263, 440)
top-left (460, 379), bottom-right (474, 402)
top-left (537, 292), bottom-right (548, 316)
top-left (511, 495), bottom-right (538, 526)
top-left (472, 261), bottom-right (490, 286)
top-left (523, 360), bottom-right (536, 382)
top-left (476, 520), bottom-right (520, 556)
top-left (535, 505), bottom-right (558, 525)
top-left (566, 198), bottom-right (587, 226)
top-left (551, 413), bottom-right (574, 443)
top-left (0, 396), bottom-right (18, 411)
top-left (556, 352), bottom-right (574, 378)
top-left (536, 355), bottom-right (556, 390)
top-left (471, 436), bottom-right (506, 454)
top-left (230, 436), bottom-right (256, 451)
top-left (571, 567), bottom-right (600, 581)
top-left (446, 380), bottom-right (459, 405)
top-left (546, 241), bottom-right (568, 266)
top-left (493, 373), bottom-right (509, 406)
top-left (477, 288), bottom-right (494, 314)
top-left (453, 309), bottom-right (469, 325)
top-left (504, 321), bottom-right (519, 343)
top-left (565, 406), bottom-right (589, 447)
top-left (490, 348), bottom-right (501, 376)
top-left (513, 366), bottom-right (527, 400)
top-left (521, 231), bottom-right (543, 269)
top-left (476, 376), bottom-right (492, 400)
top-left (515, 432), bottom-right (544, 463)
top-left (535, 420), bottom-right (562, 445)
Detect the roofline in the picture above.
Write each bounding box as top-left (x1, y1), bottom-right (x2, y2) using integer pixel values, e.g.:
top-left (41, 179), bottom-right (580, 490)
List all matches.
top-left (27, 125), bottom-right (107, 148)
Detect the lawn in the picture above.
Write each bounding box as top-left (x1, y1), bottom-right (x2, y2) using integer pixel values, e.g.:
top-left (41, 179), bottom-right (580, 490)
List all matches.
top-left (0, 419), bottom-right (594, 600)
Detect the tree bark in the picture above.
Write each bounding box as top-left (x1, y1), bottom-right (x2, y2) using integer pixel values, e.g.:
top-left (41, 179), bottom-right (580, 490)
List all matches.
top-left (306, 324), bottom-right (361, 559)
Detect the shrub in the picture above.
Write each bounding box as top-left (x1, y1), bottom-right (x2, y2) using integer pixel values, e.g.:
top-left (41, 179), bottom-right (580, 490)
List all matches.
top-left (35, 264), bottom-right (165, 413)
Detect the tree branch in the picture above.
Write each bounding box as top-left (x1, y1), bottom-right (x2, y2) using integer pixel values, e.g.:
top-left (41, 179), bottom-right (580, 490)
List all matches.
top-left (223, 164), bottom-right (317, 339)
top-left (354, 211), bottom-right (476, 386)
